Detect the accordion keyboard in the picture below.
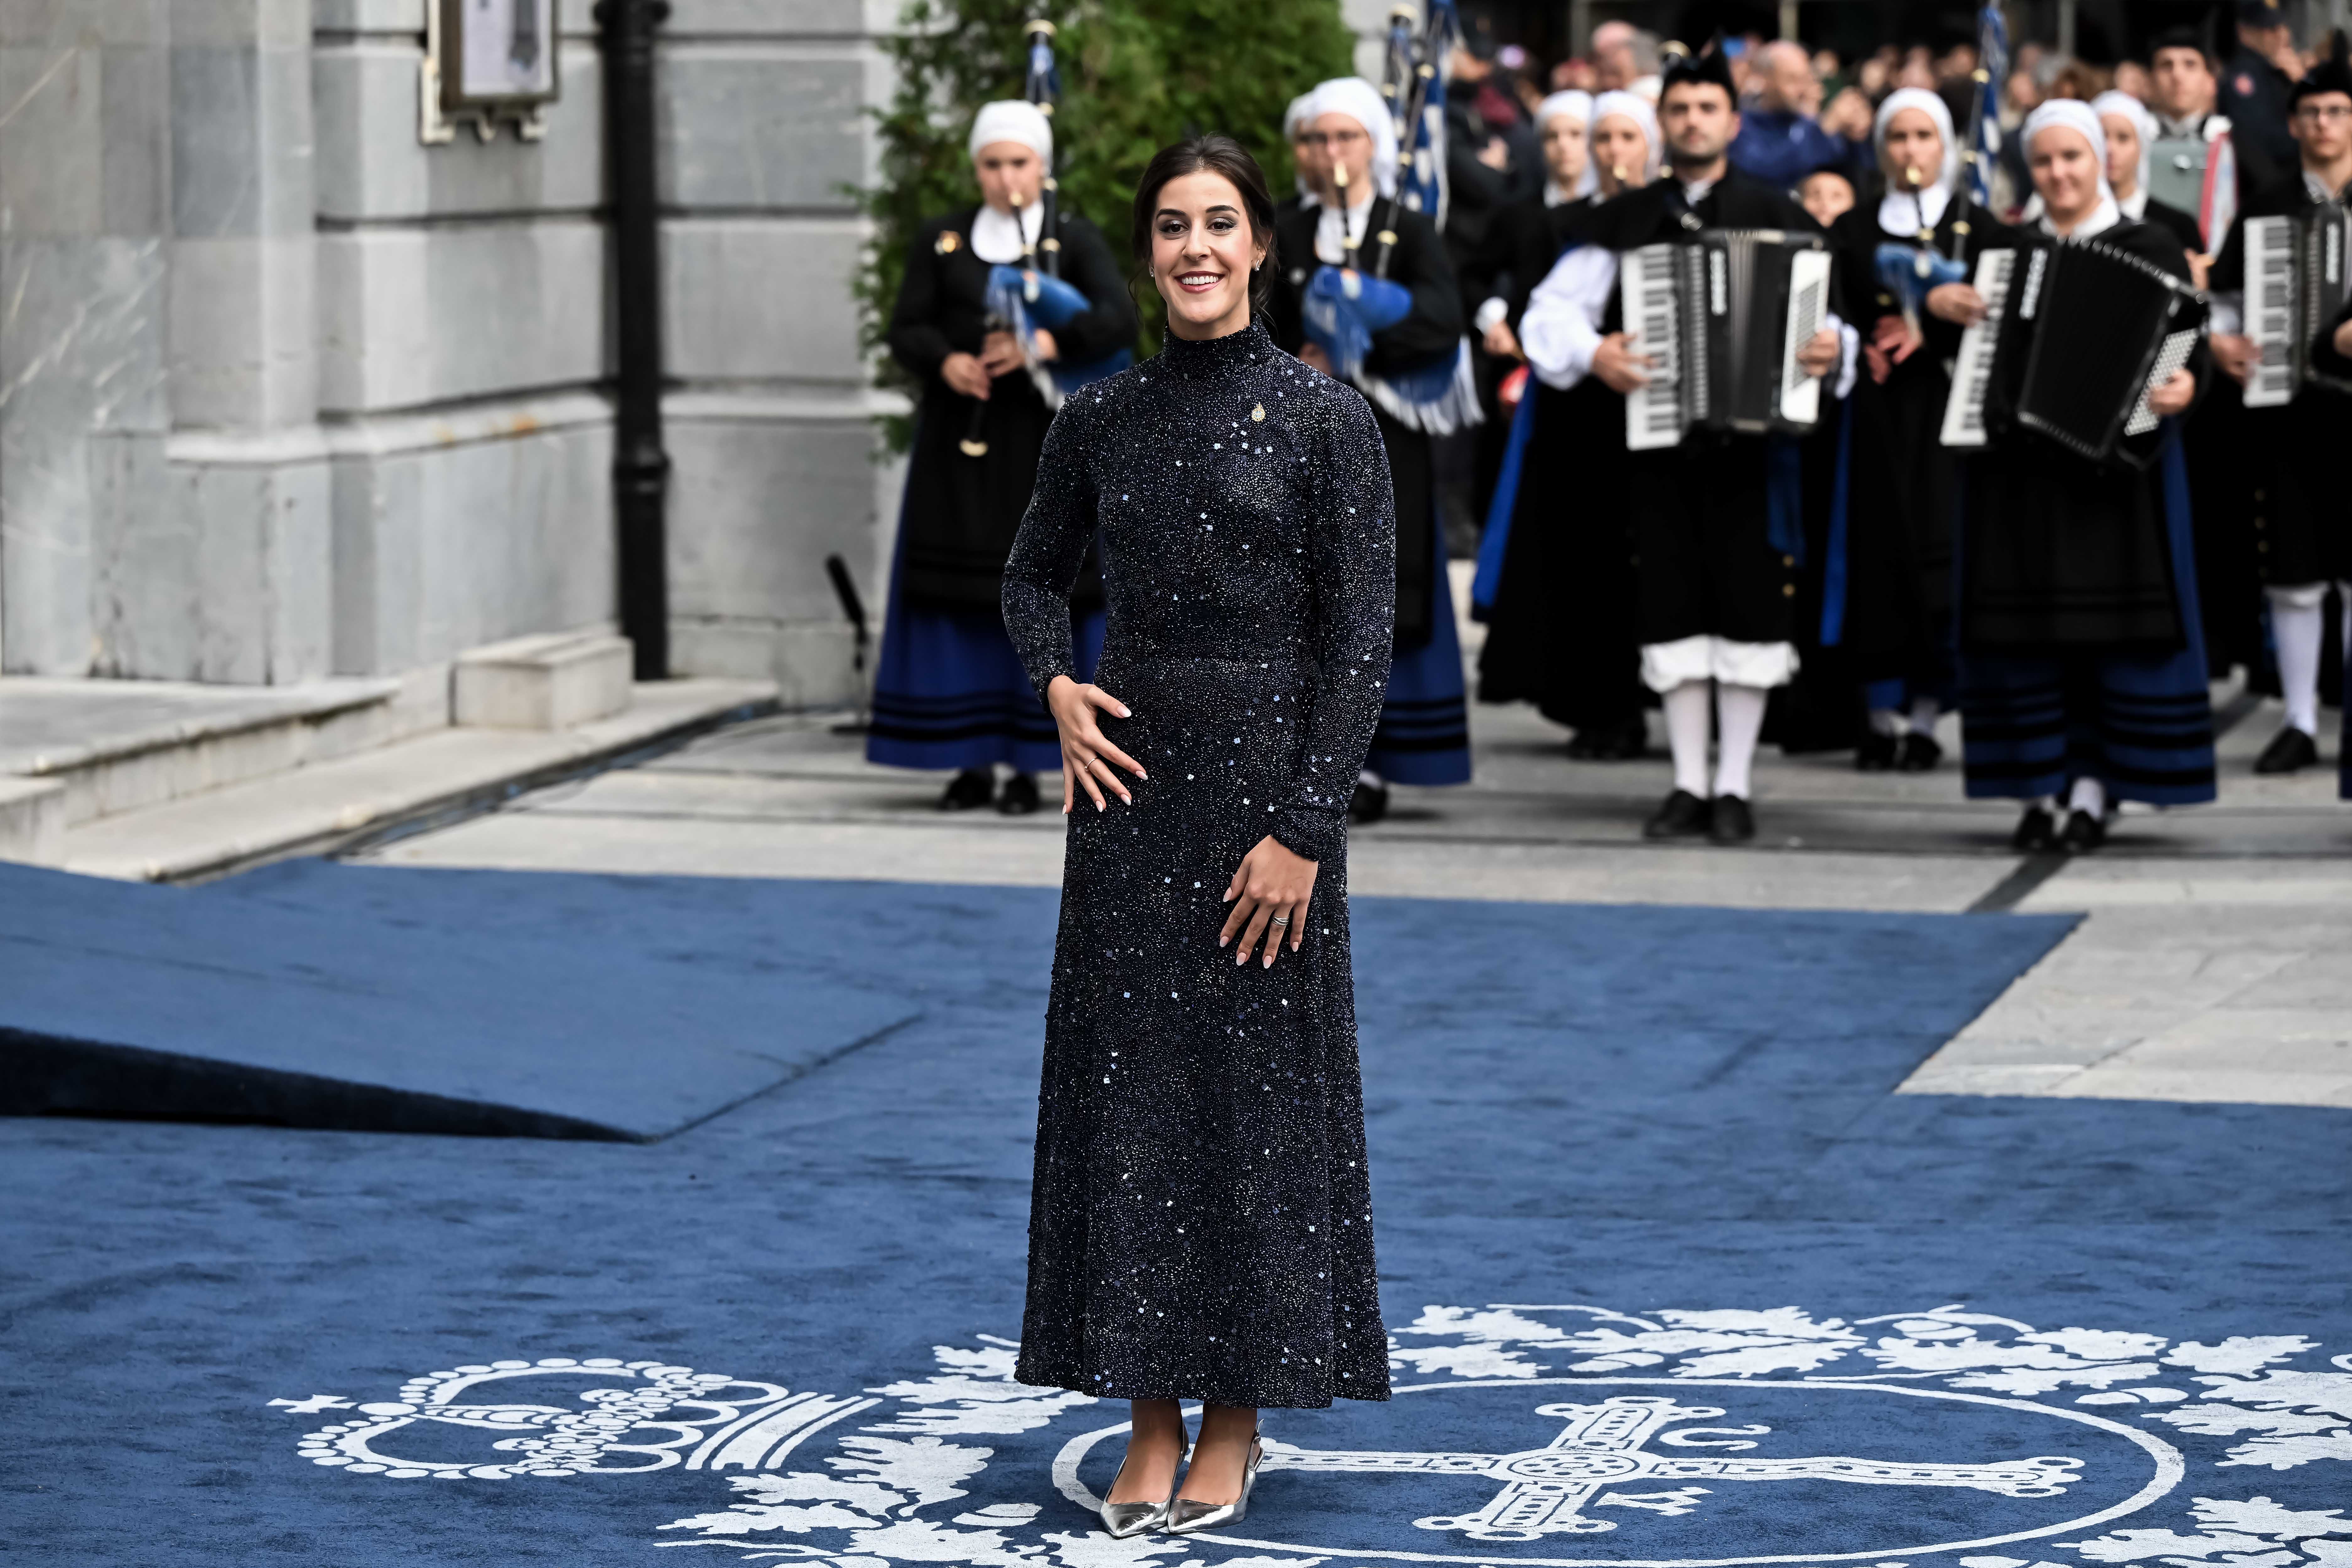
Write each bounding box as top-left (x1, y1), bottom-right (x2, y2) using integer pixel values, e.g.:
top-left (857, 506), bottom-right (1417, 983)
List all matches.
top-left (2244, 215), bottom-right (2297, 409)
top-left (1621, 243), bottom-right (1686, 451)
top-left (1940, 247), bottom-right (2018, 447)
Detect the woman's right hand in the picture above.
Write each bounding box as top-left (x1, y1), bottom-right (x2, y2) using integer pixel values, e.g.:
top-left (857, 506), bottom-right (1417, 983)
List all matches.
top-left (1046, 676), bottom-right (1146, 813)
top-left (1925, 283), bottom-right (1986, 326)
top-left (942, 351), bottom-right (992, 399)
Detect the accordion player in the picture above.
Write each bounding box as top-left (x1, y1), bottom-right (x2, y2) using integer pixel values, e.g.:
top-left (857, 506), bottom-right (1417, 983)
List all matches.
top-left (1619, 228), bottom-right (1835, 450)
top-left (2238, 206), bottom-right (2352, 407)
top-left (1939, 235), bottom-right (2206, 468)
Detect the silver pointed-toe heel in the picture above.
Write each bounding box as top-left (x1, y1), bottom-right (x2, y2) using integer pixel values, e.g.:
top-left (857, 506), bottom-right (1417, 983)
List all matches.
top-left (1165, 1430), bottom-right (1262, 1534)
top-left (1097, 1428), bottom-right (1188, 1537)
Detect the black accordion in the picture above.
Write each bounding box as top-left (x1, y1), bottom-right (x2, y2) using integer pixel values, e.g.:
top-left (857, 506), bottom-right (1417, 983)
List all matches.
top-left (2241, 207), bottom-right (2352, 407)
top-left (1943, 237), bottom-right (2204, 468)
top-left (1620, 229), bottom-right (1833, 450)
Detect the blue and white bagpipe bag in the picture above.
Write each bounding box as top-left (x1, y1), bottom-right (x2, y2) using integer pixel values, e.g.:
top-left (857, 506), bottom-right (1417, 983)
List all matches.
top-left (1297, 24), bottom-right (1482, 439)
top-left (985, 263), bottom-right (1133, 410)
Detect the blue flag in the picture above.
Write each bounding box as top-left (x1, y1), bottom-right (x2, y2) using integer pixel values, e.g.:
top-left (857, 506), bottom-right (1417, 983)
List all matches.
top-left (1968, 2), bottom-right (2009, 210)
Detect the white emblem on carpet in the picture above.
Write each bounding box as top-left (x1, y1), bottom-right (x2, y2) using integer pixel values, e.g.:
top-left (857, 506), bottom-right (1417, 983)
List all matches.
top-left (270, 1303), bottom-right (2352, 1567)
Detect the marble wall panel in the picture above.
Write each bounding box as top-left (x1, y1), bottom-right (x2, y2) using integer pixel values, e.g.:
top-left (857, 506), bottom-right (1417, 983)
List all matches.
top-left (663, 216), bottom-right (865, 384)
top-left (666, 402), bottom-right (877, 706)
top-left (317, 218), bottom-right (605, 412)
top-left (664, 0), bottom-right (867, 36)
top-left (0, 47), bottom-right (103, 235)
top-left (1, 0), bottom-right (168, 47)
top-left (170, 232), bottom-right (319, 428)
top-left (313, 37), bottom-right (602, 221)
top-left (329, 404), bottom-right (615, 673)
top-left (658, 44), bottom-right (864, 209)
top-left (170, 37), bottom-right (314, 239)
top-left (162, 436), bottom-right (334, 684)
top-left (0, 237), bottom-right (170, 674)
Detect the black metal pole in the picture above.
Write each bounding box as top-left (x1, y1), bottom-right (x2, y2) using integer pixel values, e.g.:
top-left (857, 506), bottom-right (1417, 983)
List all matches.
top-left (600, 0), bottom-right (671, 679)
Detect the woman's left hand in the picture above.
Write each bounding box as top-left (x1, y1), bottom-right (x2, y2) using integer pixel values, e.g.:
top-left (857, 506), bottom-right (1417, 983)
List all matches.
top-left (1032, 326), bottom-right (1059, 363)
top-left (1220, 836), bottom-right (1318, 968)
top-left (2146, 367), bottom-right (2195, 418)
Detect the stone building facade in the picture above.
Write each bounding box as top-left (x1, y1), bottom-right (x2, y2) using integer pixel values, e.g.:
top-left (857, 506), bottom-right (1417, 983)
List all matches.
top-left (2, 0), bottom-right (1379, 706)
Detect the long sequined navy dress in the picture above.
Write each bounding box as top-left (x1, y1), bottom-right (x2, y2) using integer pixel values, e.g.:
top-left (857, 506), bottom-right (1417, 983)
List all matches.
top-left (1001, 317), bottom-right (1396, 1409)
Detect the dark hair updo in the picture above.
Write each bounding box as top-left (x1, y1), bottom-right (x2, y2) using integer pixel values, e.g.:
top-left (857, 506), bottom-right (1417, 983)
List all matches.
top-left (1129, 135), bottom-right (1280, 316)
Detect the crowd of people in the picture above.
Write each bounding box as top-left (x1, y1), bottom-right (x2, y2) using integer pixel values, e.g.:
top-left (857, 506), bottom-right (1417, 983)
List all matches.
top-left (861, 2), bottom-right (2352, 854)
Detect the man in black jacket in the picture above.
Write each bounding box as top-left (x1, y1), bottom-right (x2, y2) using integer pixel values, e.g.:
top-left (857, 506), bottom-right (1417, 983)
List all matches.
top-left (2209, 50), bottom-right (2352, 775)
top-left (1543, 48), bottom-right (1848, 843)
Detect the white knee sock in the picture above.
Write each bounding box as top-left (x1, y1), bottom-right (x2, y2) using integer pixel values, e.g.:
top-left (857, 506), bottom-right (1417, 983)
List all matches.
top-left (2270, 589), bottom-right (2325, 736)
top-left (1663, 680), bottom-right (1713, 797)
top-left (1908, 694), bottom-right (1941, 736)
top-left (1713, 683), bottom-right (1770, 801)
top-left (2067, 775), bottom-right (2107, 818)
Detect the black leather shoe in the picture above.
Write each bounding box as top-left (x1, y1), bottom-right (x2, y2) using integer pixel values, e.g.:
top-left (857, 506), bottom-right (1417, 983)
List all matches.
top-left (1568, 714), bottom-right (1648, 760)
top-left (2058, 808), bottom-right (2107, 853)
top-left (2253, 726), bottom-right (2319, 775)
top-left (1707, 794), bottom-right (1756, 843)
top-left (1643, 788), bottom-right (1713, 839)
top-left (2011, 805), bottom-right (2057, 852)
top-left (938, 768), bottom-right (995, 811)
top-left (1897, 732), bottom-right (1944, 772)
top-left (1855, 732), bottom-right (1898, 772)
top-left (996, 772), bottom-right (1040, 815)
top-left (1349, 780), bottom-right (1390, 825)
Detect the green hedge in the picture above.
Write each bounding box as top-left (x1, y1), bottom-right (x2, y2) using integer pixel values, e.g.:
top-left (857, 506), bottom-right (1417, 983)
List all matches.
top-left (854, 0), bottom-right (1356, 451)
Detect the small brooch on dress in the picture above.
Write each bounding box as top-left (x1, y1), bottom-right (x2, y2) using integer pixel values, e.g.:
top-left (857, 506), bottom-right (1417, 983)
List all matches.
top-left (1250, 404), bottom-right (1265, 422)
top-left (936, 231), bottom-right (963, 254)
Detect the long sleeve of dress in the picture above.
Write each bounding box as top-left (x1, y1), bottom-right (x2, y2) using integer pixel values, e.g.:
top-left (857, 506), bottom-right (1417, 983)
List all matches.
top-left (1000, 398), bottom-right (1099, 698)
top-left (1272, 392), bottom-right (1396, 866)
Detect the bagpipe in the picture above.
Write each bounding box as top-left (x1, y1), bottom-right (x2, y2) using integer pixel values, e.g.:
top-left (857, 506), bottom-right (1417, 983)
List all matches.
top-left (1297, 0), bottom-right (1483, 435)
top-left (961, 12), bottom-right (1132, 458)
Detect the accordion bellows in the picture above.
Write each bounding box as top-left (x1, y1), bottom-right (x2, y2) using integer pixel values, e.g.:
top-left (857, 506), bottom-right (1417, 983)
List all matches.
top-left (1944, 236), bottom-right (2204, 468)
top-left (1619, 229), bottom-right (1832, 450)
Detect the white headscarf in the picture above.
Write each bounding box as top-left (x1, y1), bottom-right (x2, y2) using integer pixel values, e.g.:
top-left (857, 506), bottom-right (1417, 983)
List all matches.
top-left (1302, 76), bottom-right (1401, 200)
top-left (1871, 87), bottom-right (1958, 190)
top-left (2021, 99), bottom-right (2119, 234)
top-left (1589, 89), bottom-right (1662, 187)
top-left (1284, 90), bottom-right (1318, 199)
top-left (2091, 89), bottom-right (2157, 204)
top-left (1534, 90), bottom-right (1599, 199)
top-left (968, 100), bottom-right (1052, 164)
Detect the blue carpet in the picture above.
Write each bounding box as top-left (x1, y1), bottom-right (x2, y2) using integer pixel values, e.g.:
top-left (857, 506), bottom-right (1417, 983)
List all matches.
top-left (0, 862), bottom-right (916, 1139)
top-left (1, 864), bottom-right (2345, 1568)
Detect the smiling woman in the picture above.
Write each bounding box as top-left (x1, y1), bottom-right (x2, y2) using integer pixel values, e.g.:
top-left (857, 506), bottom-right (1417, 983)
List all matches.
top-left (1000, 134), bottom-right (1400, 1543)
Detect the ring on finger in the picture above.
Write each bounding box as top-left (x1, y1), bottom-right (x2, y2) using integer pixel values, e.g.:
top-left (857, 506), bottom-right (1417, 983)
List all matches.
top-left (1270, 913), bottom-right (1290, 927)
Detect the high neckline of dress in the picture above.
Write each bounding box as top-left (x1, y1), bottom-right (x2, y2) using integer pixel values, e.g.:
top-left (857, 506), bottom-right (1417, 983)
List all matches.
top-left (1157, 317), bottom-right (1274, 379)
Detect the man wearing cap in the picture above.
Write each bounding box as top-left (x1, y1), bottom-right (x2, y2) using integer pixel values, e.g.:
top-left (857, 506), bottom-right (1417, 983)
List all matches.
top-left (2221, 0), bottom-right (2306, 196)
top-left (2208, 47), bottom-right (2352, 776)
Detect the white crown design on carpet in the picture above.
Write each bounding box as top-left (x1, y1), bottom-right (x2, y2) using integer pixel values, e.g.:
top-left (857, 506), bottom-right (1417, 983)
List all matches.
top-left (270, 1303), bottom-right (2352, 1568)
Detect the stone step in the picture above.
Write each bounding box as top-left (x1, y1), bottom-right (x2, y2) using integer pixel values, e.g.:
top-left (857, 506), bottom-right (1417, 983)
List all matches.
top-left (0, 675), bottom-right (413, 829)
top-left (58, 679), bottom-right (779, 883)
top-left (455, 630), bottom-right (635, 730)
top-left (0, 778), bottom-right (66, 865)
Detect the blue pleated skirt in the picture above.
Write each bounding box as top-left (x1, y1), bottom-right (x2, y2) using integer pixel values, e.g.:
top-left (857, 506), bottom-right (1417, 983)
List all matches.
top-left (866, 507), bottom-right (1105, 775)
top-left (1368, 518), bottom-right (1473, 787)
top-left (1958, 433), bottom-right (2217, 806)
